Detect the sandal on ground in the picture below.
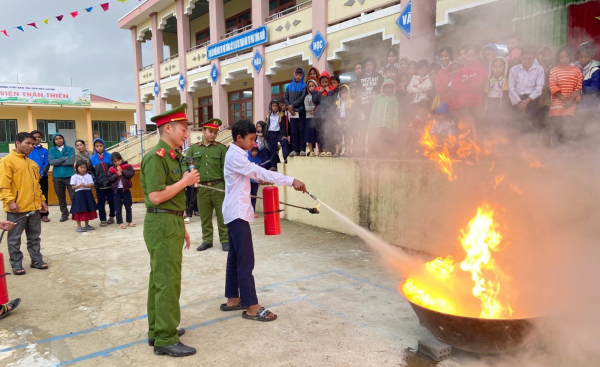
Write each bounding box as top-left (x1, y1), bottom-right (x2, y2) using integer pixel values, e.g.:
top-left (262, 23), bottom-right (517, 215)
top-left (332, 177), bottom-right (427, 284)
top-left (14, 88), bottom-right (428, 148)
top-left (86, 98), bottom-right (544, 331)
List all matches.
top-left (12, 267), bottom-right (26, 276)
top-left (0, 298), bottom-right (21, 320)
top-left (30, 260), bottom-right (48, 270)
top-left (325, 152), bottom-right (333, 157)
top-left (318, 152), bottom-right (327, 157)
top-left (107, 218), bottom-right (115, 224)
top-left (100, 222), bottom-right (108, 227)
top-left (128, 223), bottom-right (136, 227)
top-left (118, 224), bottom-right (126, 229)
top-left (85, 225), bottom-right (95, 231)
top-left (77, 227), bottom-right (87, 233)
top-left (242, 307), bottom-right (277, 322)
top-left (220, 303), bottom-right (248, 311)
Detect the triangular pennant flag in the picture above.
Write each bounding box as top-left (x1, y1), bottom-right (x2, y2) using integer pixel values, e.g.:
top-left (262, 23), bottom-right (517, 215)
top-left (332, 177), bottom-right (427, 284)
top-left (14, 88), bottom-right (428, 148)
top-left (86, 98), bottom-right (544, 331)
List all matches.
top-left (70, 11), bottom-right (79, 18)
top-left (85, 7), bottom-right (93, 13)
top-left (16, 26), bottom-right (24, 32)
top-left (101, 3), bottom-right (109, 11)
top-left (43, 19), bottom-right (49, 24)
top-left (1, 30), bottom-right (9, 37)
top-left (27, 23), bottom-right (37, 29)
top-left (56, 15), bottom-right (64, 21)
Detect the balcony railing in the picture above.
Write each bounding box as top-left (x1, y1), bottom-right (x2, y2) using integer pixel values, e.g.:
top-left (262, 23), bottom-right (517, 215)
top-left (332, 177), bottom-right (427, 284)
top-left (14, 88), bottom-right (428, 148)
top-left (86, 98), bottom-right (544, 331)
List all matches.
top-left (265, 1), bottom-right (312, 22)
top-left (160, 54), bottom-right (179, 64)
top-left (188, 40), bottom-right (210, 53)
top-left (139, 64), bottom-right (153, 71)
top-left (220, 24), bottom-right (252, 40)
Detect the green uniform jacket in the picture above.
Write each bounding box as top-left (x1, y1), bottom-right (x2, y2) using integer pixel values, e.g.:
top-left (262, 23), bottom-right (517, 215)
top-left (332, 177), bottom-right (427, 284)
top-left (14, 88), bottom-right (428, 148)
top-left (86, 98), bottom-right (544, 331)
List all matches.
top-left (141, 139), bottom-right (186, 210)
top-left (186, 141), bottom-right (227, 183)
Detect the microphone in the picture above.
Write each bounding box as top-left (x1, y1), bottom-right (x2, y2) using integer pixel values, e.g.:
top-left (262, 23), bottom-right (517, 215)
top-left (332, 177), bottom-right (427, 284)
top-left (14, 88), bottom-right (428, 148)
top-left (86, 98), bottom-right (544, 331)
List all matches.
top-left (185, 157), bottom-right (199, 193)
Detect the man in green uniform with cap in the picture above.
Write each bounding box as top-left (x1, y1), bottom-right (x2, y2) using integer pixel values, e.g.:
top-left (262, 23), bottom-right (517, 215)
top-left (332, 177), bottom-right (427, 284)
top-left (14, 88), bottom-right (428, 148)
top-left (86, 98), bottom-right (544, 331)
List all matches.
top-left (141, 103), bottom-right (199, 357)
top-left (187, 118), bottom-right (229, 252)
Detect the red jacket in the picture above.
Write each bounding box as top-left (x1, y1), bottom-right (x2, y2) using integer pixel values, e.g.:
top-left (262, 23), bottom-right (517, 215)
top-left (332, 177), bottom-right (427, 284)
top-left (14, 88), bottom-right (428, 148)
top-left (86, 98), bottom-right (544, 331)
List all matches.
top-left (107, 163), bottom-right (135, 192)
top-left (435, 68), bottom-right (454, 106)
top-left (450, 62), bottom-right (487, 109)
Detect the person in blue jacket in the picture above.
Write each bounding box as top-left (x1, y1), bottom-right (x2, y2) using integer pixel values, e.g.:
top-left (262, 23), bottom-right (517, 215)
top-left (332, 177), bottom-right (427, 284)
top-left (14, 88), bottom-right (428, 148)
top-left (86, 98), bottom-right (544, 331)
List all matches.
top-left (48, 133), bottom-right (75, 222)
top-left (284, 67), bottom-right (307, 157)
top-left (89, 138), bottom-right (116, 227)
top-left (575, 42), bottom-right (600, 118)
top-left (28, 130), bottom-right (51, 222)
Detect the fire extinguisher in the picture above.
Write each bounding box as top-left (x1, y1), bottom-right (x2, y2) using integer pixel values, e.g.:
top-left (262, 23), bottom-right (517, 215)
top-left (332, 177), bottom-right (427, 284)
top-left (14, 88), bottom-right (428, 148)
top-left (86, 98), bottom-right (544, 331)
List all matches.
top-left (262, 186), bottom-right (281, 235)
top-left (0, 252), bottom-right (9, 305)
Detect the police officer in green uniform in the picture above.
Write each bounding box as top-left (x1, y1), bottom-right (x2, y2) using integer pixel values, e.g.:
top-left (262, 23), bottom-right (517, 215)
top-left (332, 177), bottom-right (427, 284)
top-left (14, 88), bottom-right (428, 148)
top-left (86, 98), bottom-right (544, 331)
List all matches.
top-left (141, 103), bottom-right (199, 357)
top-left (186, 118), bottom-right (229, 252)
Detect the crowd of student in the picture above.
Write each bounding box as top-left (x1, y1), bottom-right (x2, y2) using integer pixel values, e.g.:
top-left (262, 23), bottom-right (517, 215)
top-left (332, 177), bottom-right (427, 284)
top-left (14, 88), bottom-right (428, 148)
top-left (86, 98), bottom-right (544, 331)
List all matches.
top-left (256, 35), bottom-right (599, 166)
top-left (27, 133), bottom-right (136, 233)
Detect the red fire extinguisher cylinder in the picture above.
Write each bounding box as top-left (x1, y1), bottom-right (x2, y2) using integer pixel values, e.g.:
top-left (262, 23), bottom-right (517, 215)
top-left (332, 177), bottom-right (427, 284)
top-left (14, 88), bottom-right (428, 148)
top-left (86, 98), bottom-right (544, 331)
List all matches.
top-left (0, 252), bottom-right (9, 304)
top-left (263, 186), bottom-right (281, 235)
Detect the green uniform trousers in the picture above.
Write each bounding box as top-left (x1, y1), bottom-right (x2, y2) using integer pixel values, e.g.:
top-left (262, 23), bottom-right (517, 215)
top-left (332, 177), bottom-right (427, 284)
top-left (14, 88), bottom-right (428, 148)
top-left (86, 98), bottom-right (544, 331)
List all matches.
top-left (197, 182), bottom-right (228, 244)
top-left (144, 213), bottom-right (184, 347)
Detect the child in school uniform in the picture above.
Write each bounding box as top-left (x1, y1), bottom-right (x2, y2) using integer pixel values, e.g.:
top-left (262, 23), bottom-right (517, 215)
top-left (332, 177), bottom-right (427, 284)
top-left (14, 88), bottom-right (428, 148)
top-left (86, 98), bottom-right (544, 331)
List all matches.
top-left (70, 160), bottom-right (98, 233)
top-left (254, 121), bottom-right (270, 166)
top-left (107, 152), bottom-right (136, 229)
top-left (304, 78), bottom-right (319, 156)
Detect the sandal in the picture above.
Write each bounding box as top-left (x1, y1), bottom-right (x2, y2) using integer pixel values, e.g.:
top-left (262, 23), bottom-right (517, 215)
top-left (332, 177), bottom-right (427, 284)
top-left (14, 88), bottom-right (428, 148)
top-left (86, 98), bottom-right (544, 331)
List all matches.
top-left (220, 303), bottom-right (248, 311)
top-left (85, 225), bottom-right (95, 231)
top-left (100, 222), bottom-right (108, 227)
top-left (128, 223), bottom-right (136, 227)
top-left (77, 227), bottom-right (87, 233)
top-left (30, 260), bottom-right (48, 270)
top-left (242, 307), bottom-right (277, 322)
top-left (107, 218), bottom-right (115, 225)
top-left (0, 298), bottom-right (21, 320)
top-left (12, 267), bottom-right (26, 276)
top-left (118, 224), bottom-right (126, 229)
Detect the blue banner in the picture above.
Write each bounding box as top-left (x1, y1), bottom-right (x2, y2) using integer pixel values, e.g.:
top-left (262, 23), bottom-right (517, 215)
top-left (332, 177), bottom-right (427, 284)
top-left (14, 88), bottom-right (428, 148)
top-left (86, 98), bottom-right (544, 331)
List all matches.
top-left (207, 26), bottom-right (268, 60)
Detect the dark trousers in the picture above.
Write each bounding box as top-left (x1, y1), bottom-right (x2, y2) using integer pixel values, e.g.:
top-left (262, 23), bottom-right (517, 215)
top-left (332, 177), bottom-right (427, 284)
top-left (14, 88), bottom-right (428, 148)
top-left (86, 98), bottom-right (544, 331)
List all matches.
top-left (53, 177), bottom-right (74, 218)
top-left (7, 211), bottom-right (43, 269)
top-left (267, 131), bottom-right (290, 170)
top-left (185, 186), bottom-right (198, 217)
top-left (290, 114), bottom-right (306, 154)
top-left (96, 188), bottom-right (115, 222)
top-left (39, 176), bottom-right (49, 218)
top-left (250, 182), bottom-right (259, 212)
top-left (113, 189), bottom-right (133, 224)
top-left (225, 219), bottom-right (258, 307)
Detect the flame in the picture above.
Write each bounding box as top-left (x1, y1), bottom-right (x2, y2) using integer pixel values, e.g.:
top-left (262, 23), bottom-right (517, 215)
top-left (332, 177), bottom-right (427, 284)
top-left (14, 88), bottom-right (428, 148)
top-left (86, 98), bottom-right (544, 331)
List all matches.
top-left (494, 174), bottom-right (506, 188)
top-left (402, 203), bottom-right (513, 319)
top-left (419, 120), bottom-right (481, 182)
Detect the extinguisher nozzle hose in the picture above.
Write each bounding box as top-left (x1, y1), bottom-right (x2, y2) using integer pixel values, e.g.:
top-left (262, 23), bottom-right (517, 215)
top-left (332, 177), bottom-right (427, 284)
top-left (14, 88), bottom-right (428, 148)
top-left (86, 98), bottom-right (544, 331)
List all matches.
top-left (305, 192), bottom-right (318, 201)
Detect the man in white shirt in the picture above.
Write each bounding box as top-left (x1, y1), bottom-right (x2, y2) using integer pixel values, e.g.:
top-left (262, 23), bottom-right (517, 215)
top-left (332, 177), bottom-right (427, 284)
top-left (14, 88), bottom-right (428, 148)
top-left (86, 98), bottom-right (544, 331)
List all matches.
top-left (508, 46), bottom-right (546, 130)
top-left (221, 120), bottom-right (306, 322)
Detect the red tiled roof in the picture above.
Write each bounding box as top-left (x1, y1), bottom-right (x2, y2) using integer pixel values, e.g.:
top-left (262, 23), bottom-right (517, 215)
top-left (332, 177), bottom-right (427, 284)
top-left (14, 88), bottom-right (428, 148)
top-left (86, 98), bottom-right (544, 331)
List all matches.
top-left (90, 94), bottom-right (120, 103)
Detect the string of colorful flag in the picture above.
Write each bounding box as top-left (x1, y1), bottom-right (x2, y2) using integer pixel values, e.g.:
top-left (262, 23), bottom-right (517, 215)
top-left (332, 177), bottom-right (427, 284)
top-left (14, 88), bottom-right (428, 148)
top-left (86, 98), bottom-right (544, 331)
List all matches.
top-left (1, 0), bottom-right (141, 37)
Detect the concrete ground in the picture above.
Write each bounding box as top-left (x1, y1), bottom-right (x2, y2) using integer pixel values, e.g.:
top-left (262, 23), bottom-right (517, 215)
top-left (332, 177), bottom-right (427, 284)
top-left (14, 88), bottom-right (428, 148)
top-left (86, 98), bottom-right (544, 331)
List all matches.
top-left (0, 204), bottom-right (447, 367)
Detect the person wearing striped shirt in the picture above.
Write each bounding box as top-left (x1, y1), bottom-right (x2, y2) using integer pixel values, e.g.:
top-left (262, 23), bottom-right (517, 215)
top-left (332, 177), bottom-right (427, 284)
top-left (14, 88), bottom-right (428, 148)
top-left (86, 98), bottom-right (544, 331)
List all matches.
top-left (548, 46), bottom-right (583, 143)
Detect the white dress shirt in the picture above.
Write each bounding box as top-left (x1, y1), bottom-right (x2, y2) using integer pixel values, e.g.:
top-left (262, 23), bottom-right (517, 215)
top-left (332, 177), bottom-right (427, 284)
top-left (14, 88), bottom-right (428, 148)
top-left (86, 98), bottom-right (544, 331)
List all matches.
top-left (70, 173), bottom-right (94, 192)
top-left (223, 143), bottom-right (294, 224)
top-left (508, 59), bottom-right (545, 105)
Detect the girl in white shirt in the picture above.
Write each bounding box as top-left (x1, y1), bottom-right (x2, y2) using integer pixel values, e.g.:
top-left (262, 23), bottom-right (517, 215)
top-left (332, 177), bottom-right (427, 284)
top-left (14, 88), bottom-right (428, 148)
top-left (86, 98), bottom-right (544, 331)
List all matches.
top-left (70, 160), bottom-right (98, 232)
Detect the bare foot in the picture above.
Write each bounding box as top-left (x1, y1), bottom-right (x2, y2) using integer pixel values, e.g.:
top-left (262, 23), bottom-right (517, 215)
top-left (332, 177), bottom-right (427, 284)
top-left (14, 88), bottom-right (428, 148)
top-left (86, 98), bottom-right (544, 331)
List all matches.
top-left (226, 297), bottom-right (241, 307)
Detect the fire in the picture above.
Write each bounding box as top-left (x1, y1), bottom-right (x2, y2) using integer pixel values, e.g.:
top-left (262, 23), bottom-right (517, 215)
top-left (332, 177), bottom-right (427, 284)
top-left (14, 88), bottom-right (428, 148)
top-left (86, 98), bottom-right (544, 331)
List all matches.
top-left (494, 174), bottom-right (506, 188)
top-left (402, 203), bottom-right (513, 319)
top-left (419, 120), bottom-right (481, 182)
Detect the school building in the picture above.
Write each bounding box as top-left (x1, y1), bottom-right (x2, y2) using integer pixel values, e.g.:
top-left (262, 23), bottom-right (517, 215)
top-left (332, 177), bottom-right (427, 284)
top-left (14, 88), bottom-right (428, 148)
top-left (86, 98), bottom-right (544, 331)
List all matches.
top-left (0, 82), bottom-right (152, 154)
top-left (118, 0), bottom-right (521, 129)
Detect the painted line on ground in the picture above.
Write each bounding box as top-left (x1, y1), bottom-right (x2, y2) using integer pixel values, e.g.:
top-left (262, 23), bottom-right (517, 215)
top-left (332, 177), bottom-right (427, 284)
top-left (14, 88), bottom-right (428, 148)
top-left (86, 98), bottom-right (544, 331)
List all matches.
top-left (0, 271), bottom-right (334, 355)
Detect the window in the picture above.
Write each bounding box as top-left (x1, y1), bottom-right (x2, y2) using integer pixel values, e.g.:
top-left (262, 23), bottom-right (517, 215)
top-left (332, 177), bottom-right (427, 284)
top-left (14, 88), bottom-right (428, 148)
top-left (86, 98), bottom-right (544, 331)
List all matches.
top-left (195, 97), bottom-right (213, 129)
top-left (225, 10), bottom-right (251, 33)
top-left (0, 119), bottom-right (17, 143)
top-left (271, 81), bottom-right (290, 102)
top-left (269, 0), bottom-right (295, 16)
top-left (92, 121), bottom-right (126, 148)
top-left (195, 28), bottom-right (210, 46)
top-left (228, 89), bottom-right (253, 123)
top-left (37, 119), bottom-right (75, 143)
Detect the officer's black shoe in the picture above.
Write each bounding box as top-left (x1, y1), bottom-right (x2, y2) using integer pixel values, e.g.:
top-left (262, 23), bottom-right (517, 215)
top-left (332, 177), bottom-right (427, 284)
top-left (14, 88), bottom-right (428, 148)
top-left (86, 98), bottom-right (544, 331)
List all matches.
top-left (222, 242), bottom-right (229, 251)
top-left (154, 341), bottom-right (196, 357)
top-left (148, 328), bottom-right (185, 346)
top-left (59, 216), bottom-right (69, 222)
top-left (197, 242), bottom-right (213, 251)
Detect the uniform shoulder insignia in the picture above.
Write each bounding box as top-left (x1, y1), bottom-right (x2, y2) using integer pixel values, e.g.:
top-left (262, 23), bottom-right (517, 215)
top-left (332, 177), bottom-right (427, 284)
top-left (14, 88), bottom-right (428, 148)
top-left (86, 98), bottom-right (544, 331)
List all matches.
top-left (156, 148), bottom-right (166, 158)
top-left (168, 150), bottom-right (177, 159)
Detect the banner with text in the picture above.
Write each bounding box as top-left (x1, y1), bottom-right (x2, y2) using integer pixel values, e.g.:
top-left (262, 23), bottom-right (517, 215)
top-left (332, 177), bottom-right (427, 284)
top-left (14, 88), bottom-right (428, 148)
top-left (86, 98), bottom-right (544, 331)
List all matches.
top-left (0, 83), bottom-right (91, 106)
top-left (207, 26), bottom-right (268, 60)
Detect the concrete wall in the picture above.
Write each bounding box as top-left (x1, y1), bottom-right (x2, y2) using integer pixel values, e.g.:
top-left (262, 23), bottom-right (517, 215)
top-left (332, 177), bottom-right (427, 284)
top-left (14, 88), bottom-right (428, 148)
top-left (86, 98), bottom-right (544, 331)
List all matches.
top-left (281, 157), bottom-right (489, 255)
